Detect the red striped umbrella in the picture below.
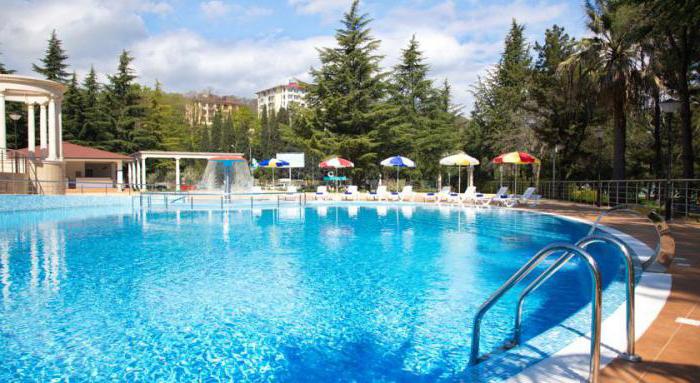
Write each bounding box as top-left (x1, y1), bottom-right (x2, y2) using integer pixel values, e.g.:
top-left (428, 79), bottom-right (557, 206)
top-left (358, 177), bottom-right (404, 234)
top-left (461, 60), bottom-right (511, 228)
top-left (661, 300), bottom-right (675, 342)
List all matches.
top-left (491, 151), bottom-right (540, 164)
top-left (319, 157), bottom-right (354, 168)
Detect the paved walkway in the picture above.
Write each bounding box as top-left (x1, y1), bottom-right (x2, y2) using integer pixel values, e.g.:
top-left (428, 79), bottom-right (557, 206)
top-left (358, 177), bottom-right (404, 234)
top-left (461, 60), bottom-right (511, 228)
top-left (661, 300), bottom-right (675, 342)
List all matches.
top-left (523, 201), bottom-right (700, 382)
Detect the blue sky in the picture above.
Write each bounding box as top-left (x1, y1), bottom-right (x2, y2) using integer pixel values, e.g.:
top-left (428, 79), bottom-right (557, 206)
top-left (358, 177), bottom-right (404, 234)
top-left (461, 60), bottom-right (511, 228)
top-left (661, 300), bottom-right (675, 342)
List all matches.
top-left (0, 0), bottom-right (588, 110)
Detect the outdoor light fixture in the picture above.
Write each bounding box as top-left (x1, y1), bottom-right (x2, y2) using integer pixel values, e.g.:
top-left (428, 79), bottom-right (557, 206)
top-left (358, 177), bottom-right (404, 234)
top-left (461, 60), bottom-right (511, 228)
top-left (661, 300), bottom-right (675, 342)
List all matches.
top-left (8, 112), bottom-right (21, 150)
top-left (595, 127), bottom-right (604, 207)
top-left (659, 97), bottom-right (680, 220)
top-left (552, 143), bottom-right (565, 198)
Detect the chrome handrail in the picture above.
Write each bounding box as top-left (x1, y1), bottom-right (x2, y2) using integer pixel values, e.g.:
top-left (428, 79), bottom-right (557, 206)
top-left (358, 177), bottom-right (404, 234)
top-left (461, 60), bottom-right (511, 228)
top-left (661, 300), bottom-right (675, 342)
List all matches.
top-left (589, 204), bottom-right (666, 269)
top-left (469, 243), bottom-right (602, 383)
top-left (511, 235), bottom-right (641, 363)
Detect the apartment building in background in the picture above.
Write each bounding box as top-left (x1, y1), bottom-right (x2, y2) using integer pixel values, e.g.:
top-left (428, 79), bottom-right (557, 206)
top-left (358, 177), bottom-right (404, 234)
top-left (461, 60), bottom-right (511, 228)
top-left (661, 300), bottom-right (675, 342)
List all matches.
top-left (185, 91), bottom-right (246, 126)
top-left (256, 81), bottom-right (306, 116)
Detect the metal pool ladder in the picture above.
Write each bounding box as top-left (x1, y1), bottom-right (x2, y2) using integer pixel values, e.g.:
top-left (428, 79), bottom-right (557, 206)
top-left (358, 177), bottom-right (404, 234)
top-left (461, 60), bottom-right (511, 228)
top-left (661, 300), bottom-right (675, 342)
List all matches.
top-left (469, 243), bottom-right (603, 383)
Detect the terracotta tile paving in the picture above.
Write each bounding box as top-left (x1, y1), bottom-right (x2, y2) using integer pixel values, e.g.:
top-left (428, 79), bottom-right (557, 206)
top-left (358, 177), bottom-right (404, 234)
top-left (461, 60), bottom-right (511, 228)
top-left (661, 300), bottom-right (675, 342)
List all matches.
top-left (522, 201), bottom-right (700, 383)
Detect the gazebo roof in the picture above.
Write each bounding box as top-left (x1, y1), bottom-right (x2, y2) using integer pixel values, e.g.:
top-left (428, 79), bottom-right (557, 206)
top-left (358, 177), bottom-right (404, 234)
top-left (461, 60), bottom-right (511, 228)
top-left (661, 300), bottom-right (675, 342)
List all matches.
top-left (18, 142), bottom-right (132, 161)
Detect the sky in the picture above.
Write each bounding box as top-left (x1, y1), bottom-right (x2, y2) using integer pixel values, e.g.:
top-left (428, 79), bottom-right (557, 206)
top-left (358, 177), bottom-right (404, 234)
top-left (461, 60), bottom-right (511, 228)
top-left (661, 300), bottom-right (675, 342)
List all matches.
top-left (0, 0), bottom-right (588, 111)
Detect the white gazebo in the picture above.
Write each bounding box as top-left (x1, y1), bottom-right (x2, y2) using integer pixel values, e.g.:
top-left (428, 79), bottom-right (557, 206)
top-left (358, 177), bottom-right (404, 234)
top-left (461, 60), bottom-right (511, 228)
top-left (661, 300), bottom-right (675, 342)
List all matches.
top-left (1, 74), bottom-right (66, 193)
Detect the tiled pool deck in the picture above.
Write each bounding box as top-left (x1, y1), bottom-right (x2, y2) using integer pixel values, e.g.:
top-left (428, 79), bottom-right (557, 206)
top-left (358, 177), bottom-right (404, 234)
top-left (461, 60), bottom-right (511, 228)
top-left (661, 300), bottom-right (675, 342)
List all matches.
top-left (521, 201), bottom-right (700, 382)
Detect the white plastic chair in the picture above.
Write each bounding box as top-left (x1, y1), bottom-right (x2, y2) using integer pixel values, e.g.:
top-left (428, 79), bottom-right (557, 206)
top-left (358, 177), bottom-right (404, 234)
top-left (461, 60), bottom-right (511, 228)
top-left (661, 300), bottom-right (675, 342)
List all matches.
top-left (398, 185), bottom-right (414, 202)
top-left (343, 185), bottom-right (359, 201)
top-left (315, 185), bottom-right (330, 200)
top-left (370, 185), bottom-right (389, 201)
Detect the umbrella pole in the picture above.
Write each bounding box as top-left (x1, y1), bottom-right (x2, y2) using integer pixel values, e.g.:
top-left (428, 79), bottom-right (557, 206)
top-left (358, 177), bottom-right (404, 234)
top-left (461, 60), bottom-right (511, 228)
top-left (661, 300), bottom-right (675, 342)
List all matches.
top-left (396, 167), bottom-right (400, 192)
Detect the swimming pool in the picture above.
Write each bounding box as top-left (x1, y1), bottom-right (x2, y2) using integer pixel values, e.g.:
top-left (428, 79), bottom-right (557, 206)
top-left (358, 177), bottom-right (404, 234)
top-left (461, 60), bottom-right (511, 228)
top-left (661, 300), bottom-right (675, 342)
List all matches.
top-left (0, 202), bottom-right (634, 382)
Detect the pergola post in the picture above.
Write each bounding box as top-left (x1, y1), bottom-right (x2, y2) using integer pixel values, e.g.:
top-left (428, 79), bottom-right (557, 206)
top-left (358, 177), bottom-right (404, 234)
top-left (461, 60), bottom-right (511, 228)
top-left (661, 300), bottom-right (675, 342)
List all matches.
top-left (135, 159), bottom-right (141, 190)
top-left (27, 103), bottom-right (36, 156)
top-left (141, 156), bottom-right (147, 191)
top-left (116, 160), bottom-right (124, 191)
top-left (128, 161), bottom-right (133, 189)
top-left (0, 91), bottom-right (6, 151)
top-left (57, 99), bottom-right (63, 159)
top-left (39, 102), bottom-right (47, 151)
top-left (175, 157), bottom-right (181, 191)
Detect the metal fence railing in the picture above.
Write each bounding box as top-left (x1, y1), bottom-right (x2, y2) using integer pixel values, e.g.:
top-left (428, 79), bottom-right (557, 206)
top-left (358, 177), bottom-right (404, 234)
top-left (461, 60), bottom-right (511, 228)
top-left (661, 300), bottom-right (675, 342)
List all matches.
top-left (0, 149), bottom-right (29, 174)
top-left (481, 179), bottom-right (700, 218)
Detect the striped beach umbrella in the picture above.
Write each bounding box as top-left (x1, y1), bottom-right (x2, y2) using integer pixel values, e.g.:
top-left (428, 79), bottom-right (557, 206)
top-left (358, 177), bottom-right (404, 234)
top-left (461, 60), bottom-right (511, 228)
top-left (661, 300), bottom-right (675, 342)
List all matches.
top-left (381, 156), bottom-right (415, 192)
top-left (319, 157), bottom-right (354, 168)
top-left (259, 158), bottom-right (290, 186)
top-left (492, 151), bottom-right (540, 193)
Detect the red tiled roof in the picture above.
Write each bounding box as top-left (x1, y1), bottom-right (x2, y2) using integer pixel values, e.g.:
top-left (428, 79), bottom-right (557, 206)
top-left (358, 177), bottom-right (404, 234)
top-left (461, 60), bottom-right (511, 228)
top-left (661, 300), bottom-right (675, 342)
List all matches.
top-left (18, 142), bottom-right (132, 161)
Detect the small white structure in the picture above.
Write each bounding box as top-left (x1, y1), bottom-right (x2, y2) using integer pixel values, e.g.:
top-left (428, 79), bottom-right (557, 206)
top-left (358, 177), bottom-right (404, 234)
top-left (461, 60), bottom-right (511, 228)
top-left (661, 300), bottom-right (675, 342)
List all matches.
top-left (1, 74), bottom-right (66, 193)
top-left (131, 150), bottom-right (244, 191)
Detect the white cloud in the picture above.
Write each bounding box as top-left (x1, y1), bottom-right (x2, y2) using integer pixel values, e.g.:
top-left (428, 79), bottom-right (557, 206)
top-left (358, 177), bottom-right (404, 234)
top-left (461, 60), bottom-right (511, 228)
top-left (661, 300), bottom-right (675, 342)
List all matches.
top-left (288, 0), bottom-right (350, 20)
top-left (200, 1), bottom-right (230, 18)
top-left (131, 30), bottom-right (333, 97)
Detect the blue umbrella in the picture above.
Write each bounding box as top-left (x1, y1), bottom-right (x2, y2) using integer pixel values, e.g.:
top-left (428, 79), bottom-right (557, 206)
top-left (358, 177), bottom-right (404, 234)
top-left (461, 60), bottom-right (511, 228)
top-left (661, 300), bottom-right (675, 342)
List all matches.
top-left (259, 158), bottom-right (290, 186)
top-left (380, 155), bottom-right (416, 192)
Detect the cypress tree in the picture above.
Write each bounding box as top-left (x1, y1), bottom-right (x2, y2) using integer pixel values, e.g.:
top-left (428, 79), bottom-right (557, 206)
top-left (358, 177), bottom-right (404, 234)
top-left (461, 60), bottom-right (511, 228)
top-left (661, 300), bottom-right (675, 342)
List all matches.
top-left (32, 30), bottom-right (70, 83)
top-left (81, 66), bottom-right (111, 147)
top-left (104, 50), bottom-right (143, 153)
top-left (135, 81), bottom-right (166, 151)
top-left (210, 112), bottom-right (223, 152)
top-left (62, 72), bottom-right (84, 141)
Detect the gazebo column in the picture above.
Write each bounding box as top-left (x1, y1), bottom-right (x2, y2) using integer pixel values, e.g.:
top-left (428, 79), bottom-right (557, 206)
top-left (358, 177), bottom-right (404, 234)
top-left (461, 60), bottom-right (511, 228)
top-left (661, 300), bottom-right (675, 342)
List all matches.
top-left (141, 157), bottom-right (147, 191)
top-left (127, 162), bottom-right (133, 189)
top-left (47, 98), bottom-right (57, 161)
top-left (27, 103), bottom-right (36, 156)
top-left (0, 92), bottom-right (6, 151)
top-left (57, 99), bottom-right (63, 159)
top-left (39, 102), bottom-right (47, 152)
top-left (116, 160), bottom-right (124, 191)
top-left (175, 157), bottom-right (181, 191)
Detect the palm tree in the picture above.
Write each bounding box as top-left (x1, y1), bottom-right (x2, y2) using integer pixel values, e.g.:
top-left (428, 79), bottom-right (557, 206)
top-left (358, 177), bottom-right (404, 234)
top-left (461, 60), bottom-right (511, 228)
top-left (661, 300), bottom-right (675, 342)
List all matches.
top-left (562, 0), bottom-right (643, 180)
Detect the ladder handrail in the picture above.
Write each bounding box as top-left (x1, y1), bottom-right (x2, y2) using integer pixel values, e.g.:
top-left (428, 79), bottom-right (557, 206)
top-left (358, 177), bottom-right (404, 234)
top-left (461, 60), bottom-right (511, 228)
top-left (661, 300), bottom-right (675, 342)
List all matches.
top-left (589, 204), bottom-right (666, 270)
top-left (469, 243), bottom-right (602, 383)
top-left (512, 235), bottom-right (641, 362)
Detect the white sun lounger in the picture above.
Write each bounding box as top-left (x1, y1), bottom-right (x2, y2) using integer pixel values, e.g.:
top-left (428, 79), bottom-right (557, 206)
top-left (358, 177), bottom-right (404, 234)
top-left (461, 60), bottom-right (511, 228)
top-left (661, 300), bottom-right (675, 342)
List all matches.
top-left (392, 185), bottom-right (414, 202)
top-left (369, 185), bottom-right (390, 201)
top-left (315, 185), bottom-right (331, 200)
top-left (425, 186), bottom-right (451, 202)
top-left (342, 185), bottom-right (360, 201)
top-left (482, 186), bottom-right (510, 207)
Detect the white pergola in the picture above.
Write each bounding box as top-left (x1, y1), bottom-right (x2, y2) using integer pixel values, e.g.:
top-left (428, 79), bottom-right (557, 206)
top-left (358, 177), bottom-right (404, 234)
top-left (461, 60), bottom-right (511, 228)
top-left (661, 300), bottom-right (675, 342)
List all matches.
top-left (130, 150), bottom-right (244, 191)
top-left (0, 74), bottom-right (65, 161)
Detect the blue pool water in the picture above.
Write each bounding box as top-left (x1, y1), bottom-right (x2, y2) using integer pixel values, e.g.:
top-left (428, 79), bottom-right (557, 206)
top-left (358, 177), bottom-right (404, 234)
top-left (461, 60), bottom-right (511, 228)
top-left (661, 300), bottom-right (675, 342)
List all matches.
top-left (0, 203), bottom-right (632, 382)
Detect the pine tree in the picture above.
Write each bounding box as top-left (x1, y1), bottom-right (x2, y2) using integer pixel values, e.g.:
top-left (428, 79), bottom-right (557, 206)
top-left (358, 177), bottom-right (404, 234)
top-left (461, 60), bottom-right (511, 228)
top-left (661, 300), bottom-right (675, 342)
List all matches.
top-left (32, 30), bottom-right (70, 83)
top-left (306, 0), bottom-right (385, 182)
top-left (198, 125), bottom-right (210, 151)
top-left (135, 81), bottom-right (166, 151)
top-left (104, 50), bottom-right (144, 153)
top-left (80, 66), bottom-right (111, 147)
top-left (62, 72), bottom-right (84, 141)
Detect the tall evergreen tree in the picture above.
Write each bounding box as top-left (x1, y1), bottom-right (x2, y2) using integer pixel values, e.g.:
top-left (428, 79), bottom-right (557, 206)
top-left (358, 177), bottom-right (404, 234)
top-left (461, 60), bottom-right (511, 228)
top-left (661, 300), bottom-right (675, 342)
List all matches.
top-left (210, 112), bottom-right (224, 152)
top-left (306, 0), bottom-right (385, 181)
top-left (104, 50), bottom-right (144, 153)
top-left (62, 72), bottom-right (84, 141)
top-left (136, 81), bottom-right (167, 150)
top-left (32, 30), bottom-right (70, 83)
top-left (80, 66), bottom-right (111, 147)
top-left (470, 20), bottom-right (534, 160)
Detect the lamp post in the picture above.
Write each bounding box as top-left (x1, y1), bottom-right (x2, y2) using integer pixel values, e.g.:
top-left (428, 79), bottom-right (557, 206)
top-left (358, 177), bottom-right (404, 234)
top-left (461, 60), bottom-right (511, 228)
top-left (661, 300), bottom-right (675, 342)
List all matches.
top-left (552, 143), bottom-right (564, 199)
top-left (595, 127), bottom-right (604, 207)
top-left (659, 97), bottom-right (680, 220)
top-left (8, 112), bottom-right (21, 150)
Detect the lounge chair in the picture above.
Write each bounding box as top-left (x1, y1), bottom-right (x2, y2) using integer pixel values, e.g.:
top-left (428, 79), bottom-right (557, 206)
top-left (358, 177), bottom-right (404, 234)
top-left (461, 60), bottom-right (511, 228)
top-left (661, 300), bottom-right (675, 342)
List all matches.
top-left (481, 186), bottom-right (510, 207)
top-left (457, 186), bottom-right (479, 205)
top-left (343, 185), bottom-right (360, 201)
top-left (425, 186), bottom-right (451, 202)
top-left (282, 185), bottom-right (298, 200)
top-left (393, 185), bottom-right (414, 202)
top-left (369, 185), bottom-right (390, 201)
top-left (315, 185), bottom-right (330, 200)
top-left (516, 187), bottom-right (541, 207)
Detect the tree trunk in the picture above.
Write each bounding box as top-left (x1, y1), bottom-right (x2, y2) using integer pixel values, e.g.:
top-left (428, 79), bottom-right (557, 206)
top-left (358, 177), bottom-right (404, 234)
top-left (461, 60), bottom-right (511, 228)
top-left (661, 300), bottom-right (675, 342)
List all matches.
top-left (678, 64), bottom-right (695, 179)
top-left (652, 88), bottom-right (663, 178)
top-left (612, 87), bottom-right (626, 180)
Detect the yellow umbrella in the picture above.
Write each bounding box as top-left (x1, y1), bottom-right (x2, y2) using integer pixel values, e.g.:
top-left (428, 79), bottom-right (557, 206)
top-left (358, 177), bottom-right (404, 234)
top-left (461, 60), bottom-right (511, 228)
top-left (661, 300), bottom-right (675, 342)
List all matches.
top-left (492, 151), bottom-right (540, 193)
top-left (439, 152), bottom-right (480, 192)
